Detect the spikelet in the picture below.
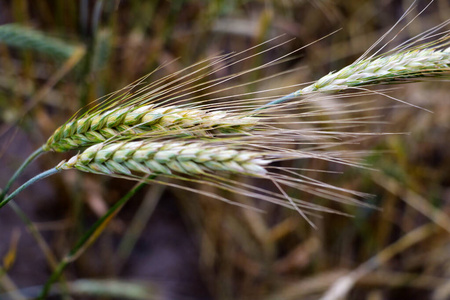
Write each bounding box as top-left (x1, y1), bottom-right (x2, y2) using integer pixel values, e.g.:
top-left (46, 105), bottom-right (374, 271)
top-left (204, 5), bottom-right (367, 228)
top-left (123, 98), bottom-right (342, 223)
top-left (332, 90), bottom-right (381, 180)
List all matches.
top-left (44, 105), bottom-right (258, 152)
top-left (56, 140), bottom-right (269, 176)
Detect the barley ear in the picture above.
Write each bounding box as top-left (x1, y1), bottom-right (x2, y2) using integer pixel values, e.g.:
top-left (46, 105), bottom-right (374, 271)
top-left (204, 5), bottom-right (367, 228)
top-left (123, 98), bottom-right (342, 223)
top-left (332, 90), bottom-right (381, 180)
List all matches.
top-left (261, 43), bottom-right (450, 108)
top-left (44, 105), bottom-right (259, 152)
top-left (56, 141), bottom-right (270, 177)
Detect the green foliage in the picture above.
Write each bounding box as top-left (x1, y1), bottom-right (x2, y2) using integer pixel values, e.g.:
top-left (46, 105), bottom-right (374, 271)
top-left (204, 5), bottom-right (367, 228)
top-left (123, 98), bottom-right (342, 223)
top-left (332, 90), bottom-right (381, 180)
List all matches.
top-left (0, 24), bottom-right (78, 60)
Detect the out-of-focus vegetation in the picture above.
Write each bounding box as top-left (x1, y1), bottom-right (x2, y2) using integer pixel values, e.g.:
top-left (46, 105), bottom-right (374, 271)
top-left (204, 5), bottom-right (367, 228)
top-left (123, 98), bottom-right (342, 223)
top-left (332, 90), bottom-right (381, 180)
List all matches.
top-left (0, 0), bottom-right (449, 299)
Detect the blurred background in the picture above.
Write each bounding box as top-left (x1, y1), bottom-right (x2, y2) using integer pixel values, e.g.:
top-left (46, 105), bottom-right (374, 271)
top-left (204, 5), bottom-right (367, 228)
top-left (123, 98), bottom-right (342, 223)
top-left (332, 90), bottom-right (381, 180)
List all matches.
top-left (0, 0), bottom-right (449, 299)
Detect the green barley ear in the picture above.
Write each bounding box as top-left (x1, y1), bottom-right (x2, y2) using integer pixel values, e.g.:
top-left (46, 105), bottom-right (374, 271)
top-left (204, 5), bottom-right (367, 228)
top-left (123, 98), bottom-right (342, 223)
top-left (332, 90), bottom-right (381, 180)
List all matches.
top-left (263, 37), bottom-right (450, 108)
top-left (55, 140), bottom-right (269, 176)
top-left (0, 23), bottom-right (80, 60)
top-left (0, 139), bottom-right (270, 209)
top-left (43, 104), bottom-right (259, 152)
top-left (52, 138), bottom-right (371, 214)
top-left (2, 135), bottom-right (371, 220)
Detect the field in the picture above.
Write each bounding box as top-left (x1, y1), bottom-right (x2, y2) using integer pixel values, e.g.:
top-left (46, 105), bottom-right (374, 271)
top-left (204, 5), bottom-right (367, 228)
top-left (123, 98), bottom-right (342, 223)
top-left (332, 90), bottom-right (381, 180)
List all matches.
top-left (0, 1), bottom-right (449, 299)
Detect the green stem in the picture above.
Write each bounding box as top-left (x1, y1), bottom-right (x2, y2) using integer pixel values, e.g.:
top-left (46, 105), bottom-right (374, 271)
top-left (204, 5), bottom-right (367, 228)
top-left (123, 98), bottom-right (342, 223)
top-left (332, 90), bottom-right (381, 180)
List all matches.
top-left (0, 146), bottom-right (46, 201)
top-left (116, 184), bottom-right (164, 269)
top-left (254, 92), bottom-right (297, 111)
top-left (39, 178), bottom-right (152, 299)
top-left (0, 168), bottom-right (60, 209)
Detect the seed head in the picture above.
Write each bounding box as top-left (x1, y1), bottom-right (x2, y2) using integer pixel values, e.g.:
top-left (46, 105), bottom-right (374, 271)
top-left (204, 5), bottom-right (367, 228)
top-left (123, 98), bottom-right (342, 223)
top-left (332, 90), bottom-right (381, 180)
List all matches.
top-left (44, 104), bottom-right (258, 152)
top-left (56, 140), bottom-right (270, 177)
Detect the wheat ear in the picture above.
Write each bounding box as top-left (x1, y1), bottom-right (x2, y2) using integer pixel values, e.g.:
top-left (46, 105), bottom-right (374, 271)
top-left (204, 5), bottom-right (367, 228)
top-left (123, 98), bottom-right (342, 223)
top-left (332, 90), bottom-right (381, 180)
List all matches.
top-left (263, 44), bottom-right (450, 107)
top-left (55, 140), bottom-right (270, 176)
top-left (44, 105), bottom-right (258, 152)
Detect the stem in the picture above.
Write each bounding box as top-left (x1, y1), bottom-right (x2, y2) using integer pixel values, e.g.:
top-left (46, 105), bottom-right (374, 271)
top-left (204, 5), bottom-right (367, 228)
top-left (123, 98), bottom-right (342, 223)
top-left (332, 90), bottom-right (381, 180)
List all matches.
top-left (263, 92), bottom-right (296, 108)
top-left (252, 92), bottom-right (296, 112)
top-left (0, 168), bottom-right (60, 209)
top-left (0, 146), bottom-right (46, 201)
top-left (39, 178), bottom-right (152, 299)
top-left (116, 184), bottom-right (164, 269)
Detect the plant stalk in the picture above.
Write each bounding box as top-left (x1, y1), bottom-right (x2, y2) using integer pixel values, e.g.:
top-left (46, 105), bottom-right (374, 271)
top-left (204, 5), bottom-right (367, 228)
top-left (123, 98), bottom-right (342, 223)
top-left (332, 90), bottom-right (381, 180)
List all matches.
top-left (0, 146), bottom-right (46, 201)
top-left (0, 167), bottom-right (60, 209)
top-left (38, 177), bottom-right (152, 299)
